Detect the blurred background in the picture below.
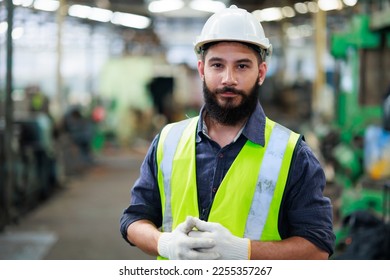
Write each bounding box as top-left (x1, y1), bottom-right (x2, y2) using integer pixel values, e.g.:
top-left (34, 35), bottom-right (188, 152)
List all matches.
top-left (0, 0), bottom-right (389, 260)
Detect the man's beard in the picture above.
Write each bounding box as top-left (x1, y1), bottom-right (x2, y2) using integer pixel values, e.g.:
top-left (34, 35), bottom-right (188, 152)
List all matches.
top-left (203, 79), bottom-right (260, 125)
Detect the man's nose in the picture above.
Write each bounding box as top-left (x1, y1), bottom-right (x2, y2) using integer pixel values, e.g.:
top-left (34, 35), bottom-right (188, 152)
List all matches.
top-left (222, 67), bottom-right (238, 86)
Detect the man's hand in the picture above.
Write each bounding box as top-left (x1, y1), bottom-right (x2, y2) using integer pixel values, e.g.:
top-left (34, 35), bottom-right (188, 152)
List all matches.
top-left (157, 216), bottom-right (219, 260)
top-left (189, 218), bottom-right (250, 260)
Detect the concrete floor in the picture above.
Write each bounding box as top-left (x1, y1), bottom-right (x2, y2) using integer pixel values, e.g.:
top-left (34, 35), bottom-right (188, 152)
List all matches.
top-left (0, 147), bottom-right (155, 260)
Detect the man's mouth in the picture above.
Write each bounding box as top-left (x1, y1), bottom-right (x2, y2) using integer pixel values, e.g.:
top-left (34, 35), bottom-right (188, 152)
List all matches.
top-left (219, 91), bottom-right (238, 97)
top-left (216, 87), bottom-right (242, 97)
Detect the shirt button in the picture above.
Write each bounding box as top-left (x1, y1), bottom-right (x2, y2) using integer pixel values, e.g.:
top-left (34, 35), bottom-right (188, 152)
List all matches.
top-left (219, 153), bottom-right (224, 158)
top-left (212, 187), bottom-right (217, 193)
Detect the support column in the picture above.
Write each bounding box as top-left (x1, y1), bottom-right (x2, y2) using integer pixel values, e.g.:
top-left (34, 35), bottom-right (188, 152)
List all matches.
top-left (53, 0), bottom-right (67, 121)
top-left (313, 4), bottom-right (327, 114)
top-left (1, 0), bottom-right (15, 228)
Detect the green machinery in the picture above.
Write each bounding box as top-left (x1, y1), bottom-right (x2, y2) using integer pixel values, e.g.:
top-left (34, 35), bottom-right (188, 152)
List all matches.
top-left (329, 13), bottom-right (390, 247)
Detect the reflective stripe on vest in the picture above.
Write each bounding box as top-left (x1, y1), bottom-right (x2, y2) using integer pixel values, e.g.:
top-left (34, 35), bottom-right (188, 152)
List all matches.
top-left (156, 116), bottom-right (299, 241)
top-left (157, 117), bottom-right (199, 232)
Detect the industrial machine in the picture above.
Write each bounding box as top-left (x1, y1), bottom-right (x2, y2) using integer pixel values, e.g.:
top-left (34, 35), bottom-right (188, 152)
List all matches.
top-left (328, 11), bottom-right (390, 258)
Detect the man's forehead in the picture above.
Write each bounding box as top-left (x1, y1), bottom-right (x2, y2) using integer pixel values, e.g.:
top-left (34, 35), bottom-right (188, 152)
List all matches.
top-left (205, 42), bottom-right (258, 60)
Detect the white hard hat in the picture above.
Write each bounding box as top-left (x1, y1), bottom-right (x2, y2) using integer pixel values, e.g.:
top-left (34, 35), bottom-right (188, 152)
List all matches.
top-left (194, 5), bottom-right (272, 60)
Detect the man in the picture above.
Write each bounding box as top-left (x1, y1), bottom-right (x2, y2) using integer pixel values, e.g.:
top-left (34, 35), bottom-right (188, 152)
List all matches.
top-left (120, 5), bottom-right (335, 260)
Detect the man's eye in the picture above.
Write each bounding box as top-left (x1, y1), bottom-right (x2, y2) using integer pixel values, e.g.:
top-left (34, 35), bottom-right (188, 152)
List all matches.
top-left (211, 63), bottom-right (222, 68)
top-left (238, 64), bottom-right (248, 69)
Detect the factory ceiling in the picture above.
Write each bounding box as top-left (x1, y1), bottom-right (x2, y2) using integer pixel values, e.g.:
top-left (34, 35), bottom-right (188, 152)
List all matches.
top-left (62, 1), bottom-right (323, 49)
top-left (67, 1), bottom-right (305, 17)
top-left (3, 0), bottom-right (360, 65)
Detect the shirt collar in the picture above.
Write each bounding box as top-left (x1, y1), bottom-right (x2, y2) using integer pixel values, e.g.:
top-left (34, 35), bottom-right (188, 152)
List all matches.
top-left (196, 102), bottom-right (266, 147)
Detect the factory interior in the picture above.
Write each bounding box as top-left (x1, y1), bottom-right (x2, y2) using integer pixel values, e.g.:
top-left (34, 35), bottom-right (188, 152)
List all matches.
top-left (0, 0), bottom-right (390, 260)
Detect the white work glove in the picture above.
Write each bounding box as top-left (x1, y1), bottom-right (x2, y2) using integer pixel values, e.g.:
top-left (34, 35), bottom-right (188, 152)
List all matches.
top-left (189, 218), bottom-right (250, 260)
top-left (157, 216), bottom-right (219, 260)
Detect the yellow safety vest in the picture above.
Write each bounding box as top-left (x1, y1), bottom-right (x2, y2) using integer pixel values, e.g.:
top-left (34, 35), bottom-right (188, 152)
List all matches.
top-left (156, 116), bottom-right (300, 258)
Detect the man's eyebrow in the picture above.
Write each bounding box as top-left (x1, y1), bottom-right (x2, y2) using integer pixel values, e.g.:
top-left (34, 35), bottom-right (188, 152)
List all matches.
top-left (207, 57), bottom-right (254, 64)
top-left (207, 57), bottom-right (224, 63)
top-left (236, 58), bottom-right (253, 64)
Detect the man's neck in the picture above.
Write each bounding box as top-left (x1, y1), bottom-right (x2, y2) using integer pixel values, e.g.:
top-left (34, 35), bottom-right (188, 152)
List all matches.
top-left (204, 112), bottom-right (247, 148)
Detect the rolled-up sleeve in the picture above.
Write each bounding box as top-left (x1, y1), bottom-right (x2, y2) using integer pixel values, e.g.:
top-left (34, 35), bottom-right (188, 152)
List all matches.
top-left (280, 140), bottom-right (336, 255)
top-left (119, 135), bottom-right (162, 244)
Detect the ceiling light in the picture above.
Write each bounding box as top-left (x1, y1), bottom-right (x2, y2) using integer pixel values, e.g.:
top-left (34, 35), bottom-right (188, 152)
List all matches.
top-left (253, 8), bottom-right (284, 22)
top-left (281, 6), bottom-right (295, 18)
top-left (343, 0), bottom-right (358, 6)
top-left (294, 2), bottom-right (308, 14)
top-left (88, 7), bottom-right (113, 22)
top-left (306, 1), bottom-right (319, 13)
top-left (148, 0), bottom-right (184, 13)
top-left (33, 0), bottom-right (59, 12)
top-left (318, 0), bottom-right (343, 11)
top-left (190, 0), bottom-right (226, 13)
top-left (68, 5), bottom-right (92, 19)
top-left (13, 0), bottom-right (34, 7)
top-left (111, 12), bottom-right (151, 29)
top-left (12, 27), bottom-right (24, 39)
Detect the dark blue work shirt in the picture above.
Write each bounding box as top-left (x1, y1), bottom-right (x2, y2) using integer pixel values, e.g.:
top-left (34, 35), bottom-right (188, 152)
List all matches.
top-left (120, 102), bottom-right (335, 255)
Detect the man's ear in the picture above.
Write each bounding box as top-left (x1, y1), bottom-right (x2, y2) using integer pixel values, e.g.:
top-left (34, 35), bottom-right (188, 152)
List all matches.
top-left (198, 60), bottom-right (205, 81)
top-left (258, 62), bottom-right (268, 85)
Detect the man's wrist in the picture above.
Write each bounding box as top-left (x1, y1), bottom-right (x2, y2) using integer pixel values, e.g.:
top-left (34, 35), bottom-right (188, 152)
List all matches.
top-left (157, 232), bottom-right (170, 258)
top-left (231, 237), bottom-right (250, 260)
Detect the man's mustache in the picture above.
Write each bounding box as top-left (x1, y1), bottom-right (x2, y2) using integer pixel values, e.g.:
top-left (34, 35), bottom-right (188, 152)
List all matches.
top-left (215, 87), bottom-right (245, 96)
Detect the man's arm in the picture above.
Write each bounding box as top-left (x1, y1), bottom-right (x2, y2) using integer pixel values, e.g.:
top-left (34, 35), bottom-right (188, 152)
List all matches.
top-left (250, 237), bottom-right (329, 260)
top-left (190, 217), bottom-right (328, 260)
top-left (127, 219), bottom-right (161, 256)
top-left (120, 135), bottom-right (162, 248)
